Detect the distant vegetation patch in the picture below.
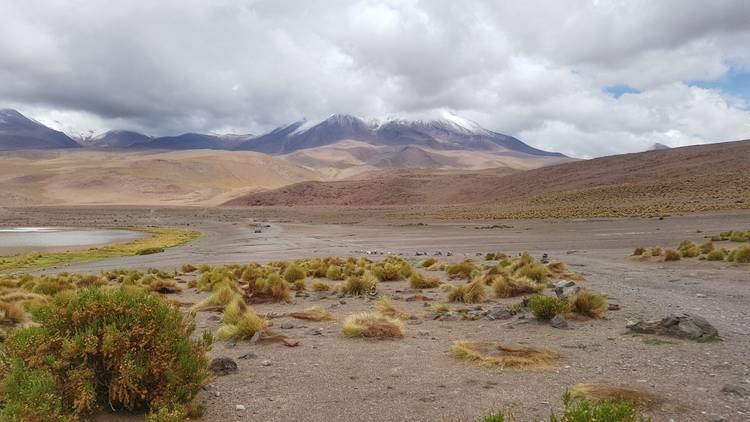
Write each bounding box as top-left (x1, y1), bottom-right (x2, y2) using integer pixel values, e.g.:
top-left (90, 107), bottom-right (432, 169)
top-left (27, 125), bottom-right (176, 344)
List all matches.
top-left (0, 227), bottom-right (200, 273)
top-left (633, 231), bottom-right (750, 264)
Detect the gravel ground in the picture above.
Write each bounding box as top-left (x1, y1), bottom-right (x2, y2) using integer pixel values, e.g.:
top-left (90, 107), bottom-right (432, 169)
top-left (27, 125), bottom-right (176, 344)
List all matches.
top-left (1, 207), bottom-right (748, 421)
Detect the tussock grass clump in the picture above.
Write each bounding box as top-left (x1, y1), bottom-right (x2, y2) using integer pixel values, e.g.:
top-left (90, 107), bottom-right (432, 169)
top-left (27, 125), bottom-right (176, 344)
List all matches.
top-left (371, 256), bottom-right (412, 281)
top-left (419, 257), bottom-right (438, 268)
top-left (180, 263), bottom-right (197, 273)
top-left (246, 273), bottom-right (292, 303)
top-left (443, 278), bottom-right (486, 304)
top-left (340, 273), bottom-right (377, 296)
top-left (197, 267), bottom-right (235, 292)
top-left (374, 297), bottom-right (409, 319)
top-left (632, 247), bottom-right (646, 256)
top-left (729, 245), bottom-right (750, 263)
top-left (217, 298), bottom-right (267, 340)
top-left (677, 240), bottom-right (700, 258)
top-left (706, 249), bottom-right (727, 261)
top-left (325, 265), bottom-right (344, 280)
top-left (648, 247), bottom-right (663, 257)
top-left (546, 261), bottom-right (566, 274)
top-left (728, 230), bottom-right (750, 242)
top-left (409, 271), bottom-right (441, 289)
top-left (311, 280), bottom-right (331, 291)
top-left (427, 303), bottom-right (450, 313)
top-left (528, 295), bottom-right (569, 320)
top-left (283, 263), bottom-right (306, 283)
top-left (0, 287), bottom-right (211, 420)
top-left (570, 290), bottom-right (607, 318)
top-left (445, 259), bottom-right (477, 279)
top-left (492, 275), bottom-right (543, 298)
top-left (192, 283), bottom-right (242, 311)
top-left (287, 305), bottom-right (334, 321)
top-left (450, 341), bottom-right (559, 369)
top-left (699, 241), bottom-right (715, 255)
top-left (0, 301), bottom-right (26, 325)
top-left (663, 249), bottom-right (681, 261)
top-left (551, 391), bottom-right (652, 422)
top-left (569, 383), bottom-right (662, 410)
top-left (341, 312), bottom-right (404, 339)
top-left (513, 260), bottom-right (548, 283)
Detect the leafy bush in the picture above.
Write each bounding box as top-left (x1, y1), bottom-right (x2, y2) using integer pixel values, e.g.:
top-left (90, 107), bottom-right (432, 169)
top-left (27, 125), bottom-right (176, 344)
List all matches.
top-left (570, 290), bottom-right (607, 318)
top-left (528, 295), bottom-right (568, 320)
top-left (0, 287), bottom-right (211, 420)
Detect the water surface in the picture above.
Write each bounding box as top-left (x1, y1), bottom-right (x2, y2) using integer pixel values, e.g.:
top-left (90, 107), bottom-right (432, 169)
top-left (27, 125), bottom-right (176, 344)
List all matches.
top-left (0, 227), bottom-right (143, 254)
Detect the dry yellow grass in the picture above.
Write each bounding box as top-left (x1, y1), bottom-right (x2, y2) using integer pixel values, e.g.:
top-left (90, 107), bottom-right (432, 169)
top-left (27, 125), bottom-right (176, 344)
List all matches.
top-left (287, 306), bottom-right (335, 321)
top-left (216, 298), bottom-right (268, 340)
top-left (569, 290), bottom-right (607, 318)
top-left (451, 341), bottom-right (559, 369)
top-left (492, 275), bottom-right (543, 298)
top-left (569, 383), bottom-right (663, 410)
top-left (341, 312), bottom-right (404, 339)
top-left (374, 297), bottom-right (409, 319)
top-left (192, 284), bottom-right (243, 311)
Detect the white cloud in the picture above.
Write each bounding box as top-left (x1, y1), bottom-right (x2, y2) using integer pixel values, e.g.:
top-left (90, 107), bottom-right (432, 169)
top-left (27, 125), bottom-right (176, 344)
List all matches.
top-left (0, 0), bottom-right (748, 156)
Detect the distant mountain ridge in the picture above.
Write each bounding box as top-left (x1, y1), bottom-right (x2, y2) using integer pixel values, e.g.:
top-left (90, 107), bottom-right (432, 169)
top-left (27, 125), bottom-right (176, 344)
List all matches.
top-left (0, 109), bottom-right (80, 150)
top-left (0, 109), bottom-right (564, 163)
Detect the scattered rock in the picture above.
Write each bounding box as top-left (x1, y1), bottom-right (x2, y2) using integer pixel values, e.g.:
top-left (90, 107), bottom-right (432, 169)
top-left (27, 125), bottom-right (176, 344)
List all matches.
top-left (209, 357), bottom-right (238, 376)
top-left (627, 313), bottom-right (718, 340)
top-left (696, 293), bottom-right (707, 298)
top-left (260, 360), bottom-right (271, 366)
top-left (235, 405), bottom-right (246, 411)
top-left (305, 328), bottom-right (323, 336)
top-left (207, 315), bottom-right (221, 322)
top-left (550, 314), bottom-right (569, 329)
top-left (282, 338), bottom-right (300, 347)
top-left (237, 352), bottom-right (257, 360)
top-left (405, 294), bottom-right (432, 302)
top-left (250, 332), bottom-right (262, 345)
top-left (554, 280), bottom-right (580, 300)
top-left (295, 291), bottom-right (310, 298)
top-left (486, 308), bottom-right (513, 320)
top-left (280, 322), bottom-right (294, 329)
top-left (339, 299), bottom-right (347, 304)
top-left (608, 303), bottom-right (621, 311)
top-left (721, 384), bottom-right (750, 397)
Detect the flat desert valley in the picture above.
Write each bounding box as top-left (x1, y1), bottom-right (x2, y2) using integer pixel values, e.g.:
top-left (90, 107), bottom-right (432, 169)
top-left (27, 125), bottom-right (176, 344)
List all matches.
top-left (1, 206), bottom-right (748, 421)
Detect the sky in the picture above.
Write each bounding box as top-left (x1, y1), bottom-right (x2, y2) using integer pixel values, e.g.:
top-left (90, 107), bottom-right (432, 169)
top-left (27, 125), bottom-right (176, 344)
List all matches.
top-left (1, 0), bottom-right (749, 158)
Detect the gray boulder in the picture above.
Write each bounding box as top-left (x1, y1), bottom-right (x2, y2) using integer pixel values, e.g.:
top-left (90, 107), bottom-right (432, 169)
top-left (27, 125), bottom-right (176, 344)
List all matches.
top-left (627, 313), bottom-right (718, 340)
top-left (554, 280), bottom-right (580, 300)
top-left (209, 357), bottom-right (238, 376)
top-left (550, 314), bottom-right (569, 329)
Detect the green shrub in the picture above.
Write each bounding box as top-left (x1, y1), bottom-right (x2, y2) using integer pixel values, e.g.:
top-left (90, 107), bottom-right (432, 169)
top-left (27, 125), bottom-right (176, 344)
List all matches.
top-left (0, 287), bottom-right (211, 420)
top-left (528, 295), bottom-right (568, 320)
top-left (550, 391), bottom-right (651, 422)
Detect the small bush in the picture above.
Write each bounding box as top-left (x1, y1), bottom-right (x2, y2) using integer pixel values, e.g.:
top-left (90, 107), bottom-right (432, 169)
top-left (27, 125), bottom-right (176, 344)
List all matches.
top-left (492, 275), bottom-right (543, 298)
top-left (528, 295), bottom-right (568, 320)
top-left (246, 273), bottom-right (291, 303)
top-left (729, 230), bottom-right (750, 242)
top-left (340, 273), bottom-right (377, 296)
top-left (443, 278), bottom-right (486, 304)
top-left (341, 312), bottom-right (403, 339)
top-left (706, 249), bottom-right (727, 261)
top-left (677, 240), bottom-right (700, 258)
top-left (1, 287), bottom-right (210, 419)
top-left (419, 257), bottom-right (437, 268)
top-left (475, 410), bottom-right (508, 422)
top-left (731, 245), bottom-right (750, 263)
top-left (180, 263), bottom-right (197, 273)
top-left (513, 261), bottom-right (547, 283)
top-left (374, 297), bottom-right (408, 319)
top-left (649, 247), bottom-right (663, 257)
top-left (663, 249), bottom-right (681, 261)
top-left (570, 290), bottom-right (607, 318)
top-left (409, 271), bottom-right (441, 289)
top-left (325, 265), bottom-right (344, 280)
top-left (217, 298), bottom-right (267, 340)
top-left (550, 390), bottom-right (652, 422)
top-left (632, 247), bottom-right (645, 256)
top-left (311, 280), bottom-right (331, 291)
top-left (699, 241), bottom-right (714, 255)
top-left (283, 263), bottom-right (306, 283)
top-left (445, 259), bottom-right (477, 279)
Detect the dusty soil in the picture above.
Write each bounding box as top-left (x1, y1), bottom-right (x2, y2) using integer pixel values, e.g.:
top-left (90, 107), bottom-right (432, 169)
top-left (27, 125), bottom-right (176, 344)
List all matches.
top-left (1, 207), bottom-right (749, 421)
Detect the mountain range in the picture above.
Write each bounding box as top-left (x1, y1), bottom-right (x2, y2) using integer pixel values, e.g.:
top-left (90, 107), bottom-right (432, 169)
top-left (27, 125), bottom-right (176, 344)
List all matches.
top-left (0, 108), bottom-right (562, 160)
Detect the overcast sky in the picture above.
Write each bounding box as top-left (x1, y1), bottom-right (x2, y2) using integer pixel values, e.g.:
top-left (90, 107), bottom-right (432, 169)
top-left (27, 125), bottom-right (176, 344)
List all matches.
top-left (1, 0), bottom-right (749, 157)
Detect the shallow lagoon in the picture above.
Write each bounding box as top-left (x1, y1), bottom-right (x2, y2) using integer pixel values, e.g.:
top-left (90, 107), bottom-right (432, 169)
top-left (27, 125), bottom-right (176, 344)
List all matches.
top-left (0, 227), bottom-right (142, 254)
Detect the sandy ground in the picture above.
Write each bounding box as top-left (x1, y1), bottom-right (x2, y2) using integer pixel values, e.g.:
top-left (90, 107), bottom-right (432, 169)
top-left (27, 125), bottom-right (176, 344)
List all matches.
top-left (0, 207), bottom-right (749, 421)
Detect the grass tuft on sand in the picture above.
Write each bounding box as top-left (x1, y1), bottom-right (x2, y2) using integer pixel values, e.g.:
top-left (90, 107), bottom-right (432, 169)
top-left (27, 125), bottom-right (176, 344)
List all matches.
top-left (451, 341), bottom-right (559, 369)
top-left (287, 305), bottom-right (334, 321)
top-left (341, 312), bottom-right (404, 339)
top-left (569, 383), bottom-right (662, 410)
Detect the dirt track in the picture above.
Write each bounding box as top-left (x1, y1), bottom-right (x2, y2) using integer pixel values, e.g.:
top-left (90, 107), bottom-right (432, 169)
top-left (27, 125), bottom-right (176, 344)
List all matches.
top-left (1, 207), bottom-right (749, 421)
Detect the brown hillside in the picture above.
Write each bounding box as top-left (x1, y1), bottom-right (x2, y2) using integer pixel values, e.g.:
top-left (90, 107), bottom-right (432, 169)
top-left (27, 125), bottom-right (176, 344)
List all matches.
top-left (223, 140), bottom-right (750, 217)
